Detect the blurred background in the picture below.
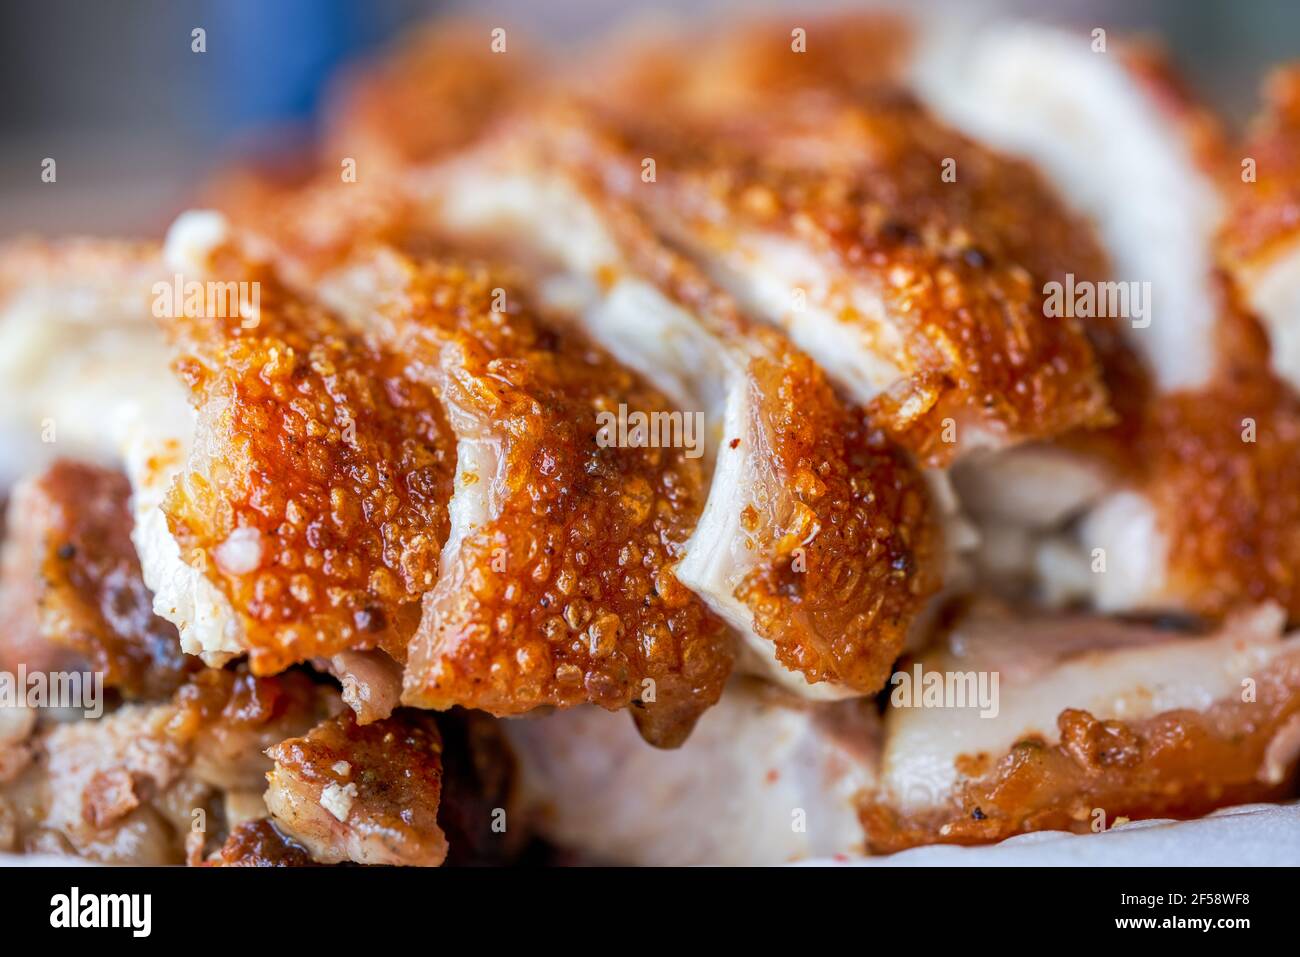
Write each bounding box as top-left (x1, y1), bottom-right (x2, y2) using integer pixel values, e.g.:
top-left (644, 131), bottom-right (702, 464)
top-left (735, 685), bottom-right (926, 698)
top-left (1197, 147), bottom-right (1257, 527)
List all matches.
top-left (1, 0), bottom-right (1298, 238)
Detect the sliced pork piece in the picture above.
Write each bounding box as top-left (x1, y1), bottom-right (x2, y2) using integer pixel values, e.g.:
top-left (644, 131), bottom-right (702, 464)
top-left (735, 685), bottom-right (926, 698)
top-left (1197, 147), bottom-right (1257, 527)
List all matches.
top-left (424, 138), bottom-right (941, 700)
top-left (0, 460), bottom-right (195, 700)
top-left (504, 678), bottom-right (879, 865)
top-left (152, 216), bottom-right (456, 675)
top-left (0, 667), bottom-right (333, 865)
top-left (864, 603), bottom-right (1300, 852)
top-left (264, 708), bottom-right (448, 867)
top-left (1223, 66), bottom-right (1300, 391)
top-left (316, 250), bottom-right (732, 747)
top-left (914, 21), bottom-right (1229, 391)
top-left (540, 94), bottom-right (1111, 464)
top-left (916, 26), bottom-right (1300, 620)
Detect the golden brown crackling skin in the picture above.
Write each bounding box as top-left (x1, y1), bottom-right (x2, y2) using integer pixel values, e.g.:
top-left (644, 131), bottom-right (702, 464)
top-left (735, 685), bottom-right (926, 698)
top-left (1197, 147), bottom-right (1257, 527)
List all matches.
top-left (860, 649), bottom-right (1300, 852)
top-left (265, 707), bottom-right (448, 867)
top-left (23, 461), bottom-right (196, 700)
top-left (232, 144), bottom-right (939, 703)
top-left (373, 258), bottom-right (732, 747)
top-left (740, 351), bottom-right (940, 691)
top-left (471, 155), bottom-right (942, 694)
top-left (1221, 66), bottom-right (1300, 269)
top-left (164, 249), bottom-right (456, 673)
top-left (627, 190), bottom-right (943, 693)
top-left (556, 94), bottom-right (1112, 465)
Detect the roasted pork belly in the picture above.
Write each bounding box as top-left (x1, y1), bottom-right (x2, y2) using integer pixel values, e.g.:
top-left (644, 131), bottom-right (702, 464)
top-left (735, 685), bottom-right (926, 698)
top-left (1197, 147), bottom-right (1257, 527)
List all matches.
top-left (309, 248), bottom-right (734, 745)
top-left (155, 213), bottom-right (732, 745)
top-left (150, 216), bottom-right (456, 676)
top-left (531, 95), bottom-right (1111, 464)
top-left (5, 13), bottom-right (1299, 869)
top-left (915, 21), bottom-right (1229, 392)
top-left (917, 24), bottom-right (1300, 621)
top-left (865, 603), bottom-right (1300, 851)
top-left (423, 136), bottom-right (942, 700)
top-left (0, 667), bottom-right (334, 864)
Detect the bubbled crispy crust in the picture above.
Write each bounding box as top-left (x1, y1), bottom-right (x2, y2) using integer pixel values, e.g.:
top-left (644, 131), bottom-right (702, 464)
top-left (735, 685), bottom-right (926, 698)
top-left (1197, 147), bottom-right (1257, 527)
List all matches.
top-left (861, 649), bottom-right (1300, 852)
top-left (25, 461), bottom-right (196, 700)
top-left (566, 175), bottom-right (943, 691)
top-left (562, 96), bottom-right (1112, 464)
top-left (265, 707), bottom-right (447, 867)
top-left (163, 247), bottom-right (456, 673)
top-left (1221, 66), bottom-right (1300, 269)
top-left (740, 352), bottom-right (940, 689)
top-left (363, 257), bottom-right (732, 747)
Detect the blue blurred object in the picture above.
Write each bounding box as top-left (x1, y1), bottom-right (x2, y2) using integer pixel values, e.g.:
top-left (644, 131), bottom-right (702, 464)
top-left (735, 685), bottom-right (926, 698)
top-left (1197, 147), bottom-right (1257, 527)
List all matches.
top-left (204, 0), bottom-right (429, 130)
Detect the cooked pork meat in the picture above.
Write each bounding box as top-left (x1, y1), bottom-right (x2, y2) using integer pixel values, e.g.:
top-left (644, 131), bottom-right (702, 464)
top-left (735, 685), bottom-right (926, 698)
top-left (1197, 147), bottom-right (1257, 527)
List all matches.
top-left (865, 603), bottom-right (1300, 851)
top-left (917, 24), bottom-right (1300, 622)
top-left (538, 93), bottom-right (1111, 464)
top-left (422, 134), bottom-right (941, 700)
top-left (156, 212), bottom-right (731, 745)
top-left (0, 460), bottom-right (195, 700)
top-left (915, 21), bottom-right (1228, 391)
top-left (152, 216), bottom-right (456, 674)
top-left (1223, 66), bottom-right (1300, 391)
top-left (317, 649), bottom-right (404, 725)
top-left (504, 677), bottom-right (879, 865)
top-left (955, 324), bottom-right (1300, 621)
top-left (265, 707), bottom-right (448, 866)
top-left (0, 667), bottom-right (333, 865)
top-left (313, 248), bottom-right (733, 746)
top-left (0, 236), bottom-right (222, 664)
top-left (3, 13), bottom-right (1298, 868)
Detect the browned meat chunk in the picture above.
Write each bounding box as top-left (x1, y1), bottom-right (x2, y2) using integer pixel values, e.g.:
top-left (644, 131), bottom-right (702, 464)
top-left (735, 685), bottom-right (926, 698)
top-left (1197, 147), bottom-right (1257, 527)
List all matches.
top-left (265, 708), bottom-right (448, 866)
